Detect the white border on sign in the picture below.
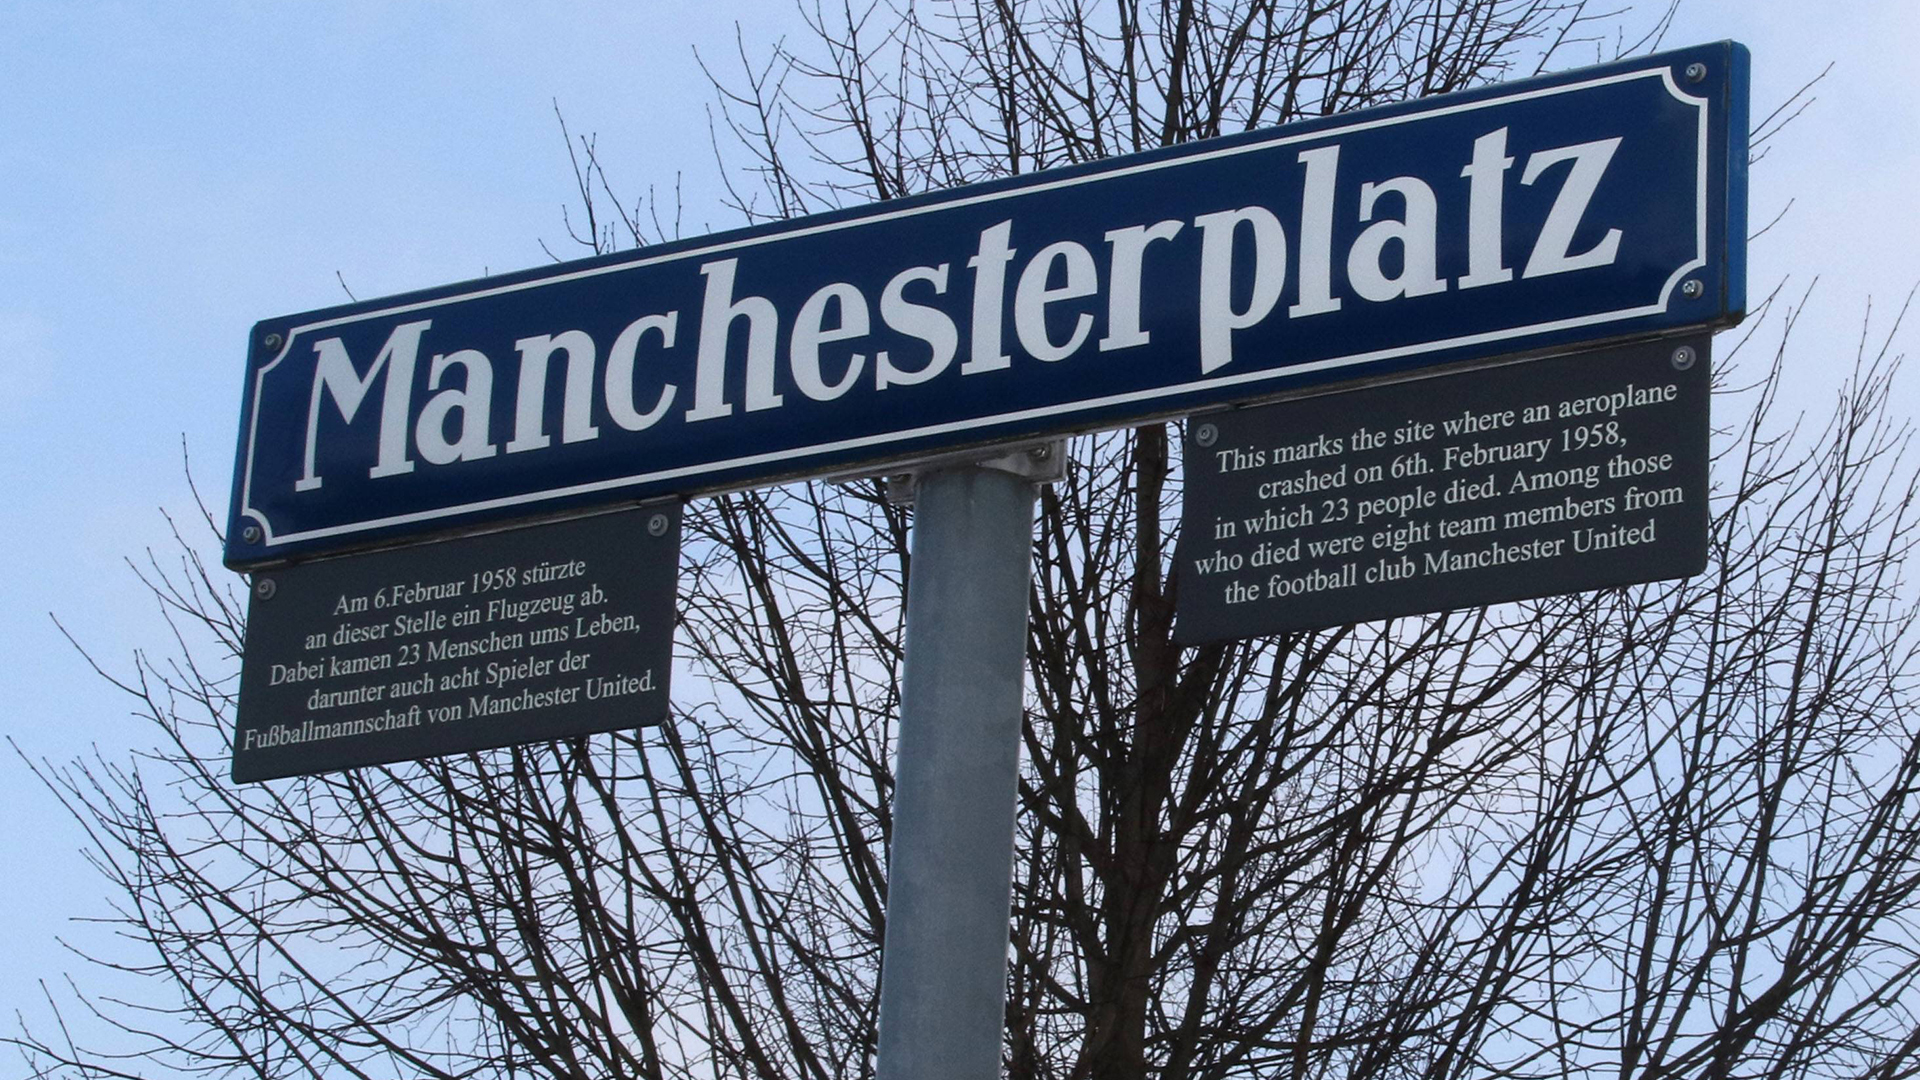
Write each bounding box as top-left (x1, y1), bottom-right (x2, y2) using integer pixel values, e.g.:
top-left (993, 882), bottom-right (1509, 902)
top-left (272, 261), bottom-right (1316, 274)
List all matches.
top-left (240, 65), bottom-right (1710, 549)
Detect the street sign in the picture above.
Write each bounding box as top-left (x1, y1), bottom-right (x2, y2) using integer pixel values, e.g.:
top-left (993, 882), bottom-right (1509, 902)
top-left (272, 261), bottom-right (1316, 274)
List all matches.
top-left (226, 42), bottom-right (1747, 568)
top-left (1173, 335), bottom-right (1710, 642)
top-left (232, 504), bottom-right (678, 782)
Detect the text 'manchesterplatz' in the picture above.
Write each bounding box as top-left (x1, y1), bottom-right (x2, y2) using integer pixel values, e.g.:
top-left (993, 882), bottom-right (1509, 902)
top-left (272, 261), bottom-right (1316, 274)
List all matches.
top-left (226, 43), bottom-right (1747, 569)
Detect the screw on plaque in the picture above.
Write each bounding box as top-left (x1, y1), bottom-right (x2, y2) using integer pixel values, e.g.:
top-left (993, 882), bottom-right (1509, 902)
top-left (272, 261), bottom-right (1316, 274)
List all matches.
top-left (1671, 345), bottom-right (1698, 371)
top-left (254, 577), bottom-right (277, 600)
top-left (262, 331), bottom-right (284, 353)
top-left (647, 513), bottom-right (670, 537)
top-left (1028, 444), bottom-right (1052, 462)
top-left (1680, 279), bottom-right (1705, 299)
top-left (1195, 422), bottom-right (1219, 448)
top-left (242, 524), bottom-right (262, 544)
top-left (1684, 62), bottom-right (1707, 83)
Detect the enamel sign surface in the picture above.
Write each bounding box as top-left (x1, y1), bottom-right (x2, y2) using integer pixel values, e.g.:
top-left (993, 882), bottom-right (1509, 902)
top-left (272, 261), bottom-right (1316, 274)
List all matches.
top-left (227, 42), bottom-right (1746, 568)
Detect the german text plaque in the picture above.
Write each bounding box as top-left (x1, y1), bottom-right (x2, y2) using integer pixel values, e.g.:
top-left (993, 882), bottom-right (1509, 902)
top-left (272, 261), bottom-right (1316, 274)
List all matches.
top-left (234, 504), bottom-right (678, 782)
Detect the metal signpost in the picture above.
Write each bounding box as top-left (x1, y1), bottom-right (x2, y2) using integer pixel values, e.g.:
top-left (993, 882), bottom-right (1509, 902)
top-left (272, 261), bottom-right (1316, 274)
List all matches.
top-left (874, 457), bottom-right (1046, 1080)
top-left (224, 42), bottom-right (1747, 1080)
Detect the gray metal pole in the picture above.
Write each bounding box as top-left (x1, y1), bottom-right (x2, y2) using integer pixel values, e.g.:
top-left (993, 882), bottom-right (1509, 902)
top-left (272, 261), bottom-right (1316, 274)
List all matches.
top-left (874, 459), bottom-right (1041, 1080)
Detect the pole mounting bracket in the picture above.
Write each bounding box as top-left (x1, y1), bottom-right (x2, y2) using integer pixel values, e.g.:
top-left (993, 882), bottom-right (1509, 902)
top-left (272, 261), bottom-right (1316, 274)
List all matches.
top-left (827, 440), bottom-right (1068, 506)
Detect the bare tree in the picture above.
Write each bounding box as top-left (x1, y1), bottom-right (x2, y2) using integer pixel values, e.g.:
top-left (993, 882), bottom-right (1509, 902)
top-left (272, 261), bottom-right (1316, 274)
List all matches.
top-left (13, 3), bottom-right (1920, 1080)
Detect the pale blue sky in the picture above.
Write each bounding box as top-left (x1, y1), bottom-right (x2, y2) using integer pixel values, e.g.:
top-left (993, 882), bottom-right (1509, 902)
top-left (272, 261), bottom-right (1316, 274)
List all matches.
top-left (2, 0), bottom-right (1915, 1052)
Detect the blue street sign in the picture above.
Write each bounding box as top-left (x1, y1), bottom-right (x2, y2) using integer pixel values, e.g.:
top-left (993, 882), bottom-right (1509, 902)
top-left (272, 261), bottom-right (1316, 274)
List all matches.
top-left (227, 41), bottom-right (1746, 567)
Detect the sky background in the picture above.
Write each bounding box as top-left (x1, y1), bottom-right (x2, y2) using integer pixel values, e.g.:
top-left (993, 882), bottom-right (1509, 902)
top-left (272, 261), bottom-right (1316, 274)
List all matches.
top-left (2, 0), bottom-right (1916, 1054)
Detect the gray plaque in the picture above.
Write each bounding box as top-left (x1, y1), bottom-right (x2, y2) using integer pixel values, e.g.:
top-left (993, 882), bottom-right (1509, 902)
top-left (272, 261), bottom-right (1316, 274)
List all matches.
top-left (1175, 336), bottom-right (1710, 643)
top-left (234, 504), bottom-right (679, 782)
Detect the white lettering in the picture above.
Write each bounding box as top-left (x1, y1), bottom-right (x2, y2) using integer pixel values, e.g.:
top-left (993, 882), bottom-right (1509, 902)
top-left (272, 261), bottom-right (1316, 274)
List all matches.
top-left (414, 349), bottom-right (497, 466)
top-left (1100, 220), bottom-right (1183, 350)
top-left (962, 220), bottom-right (1016, 374)
top-left (688, 258), bottom-right (783, 421)
top-left (297, 320), bottom-right (429, 490)
top-left (1347, 176), bottom-right (1445, 302)
top-left (604, 312), bottom-right (678, 430)
top-left (791, 282), bottom-right (869, 401)
top-left (1014, 240), bottom-right (1097, 362)
top-left (1458, 127), bottom-right (1514, 288)
top-left (507, 330), bottom-right (599, 452)
top-left (1194, 207), bottom-right (1287, 374)
top-left (875, 264), bottom-right (958, 389)
top-left (1290, 144), bottom-right (1342, 317)
top-left (1521, 137), bottom-right (1623, 279)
